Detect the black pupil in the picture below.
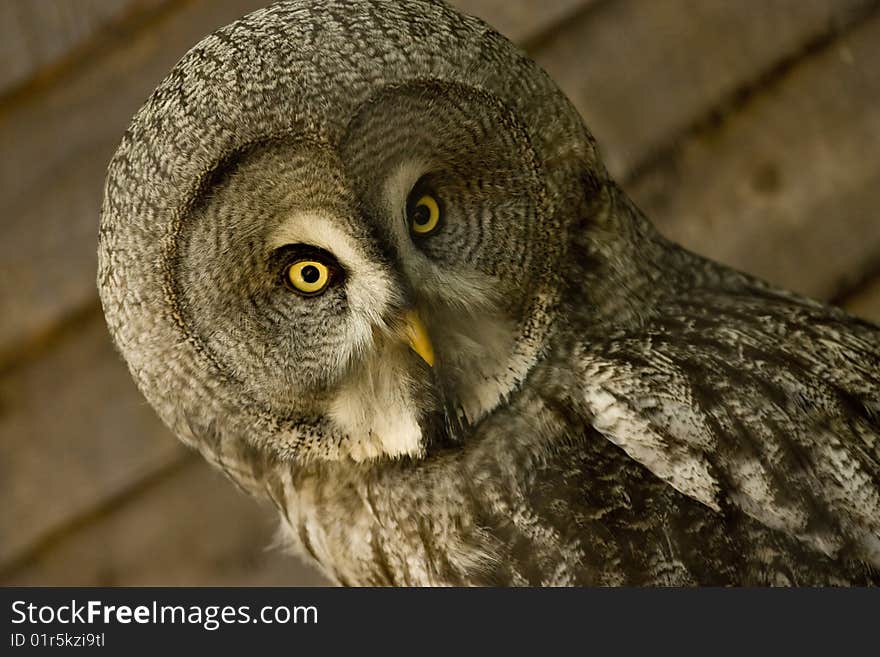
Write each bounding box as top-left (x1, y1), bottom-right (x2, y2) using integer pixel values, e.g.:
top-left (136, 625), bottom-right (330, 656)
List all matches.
top-left (301, 265), bottom-right (320, 284)
top-left (412, 205), bottom-right (430, 226)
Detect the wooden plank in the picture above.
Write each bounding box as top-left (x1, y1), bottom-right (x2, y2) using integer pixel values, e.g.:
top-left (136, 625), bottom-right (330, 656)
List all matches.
top-left (534, 0), bottom-right (875, 179)
top-left (0, 0), bottom-right (167, 96)
top-left (0, 313), bottom-right (185, 567)
top-left (2, 460), bottom-right (329, 586)
top-left (0, 0), bottom-right (589, 97)
top-left (451, 0), bottom-right (595, 45)
top-left (629, 15), bottom-right (880, 300)
top-left (0, 0), bottom-right (268, 364)
top-left (1, 143), bottom-right (119, 369)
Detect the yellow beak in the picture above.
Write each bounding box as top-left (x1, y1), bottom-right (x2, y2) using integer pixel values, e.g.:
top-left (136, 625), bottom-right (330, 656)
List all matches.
top-left (402, 310), bottom-right (435, 367)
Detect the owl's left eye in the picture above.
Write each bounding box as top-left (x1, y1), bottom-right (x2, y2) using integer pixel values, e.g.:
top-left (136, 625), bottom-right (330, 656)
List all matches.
top-left (272, 244), bottom-right (343, 297)
top-left (408, 193), bottom-right (442, 236)
top-left (285, 260), bottom-right (331, 295)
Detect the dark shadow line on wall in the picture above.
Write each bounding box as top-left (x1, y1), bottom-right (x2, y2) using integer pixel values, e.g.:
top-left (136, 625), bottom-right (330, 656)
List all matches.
top-left (521, 0), bottom-right (616, 54)
top-left (0, 301), bottom-right (103, 378)
top-left (0, 0), bottom-right (187, 114)
top-left (622, 0), bottom-right (880, 188)
top-left (0, 452), bottom-right (198, 584)
top-left (833, 256), bottom-right (880, 312)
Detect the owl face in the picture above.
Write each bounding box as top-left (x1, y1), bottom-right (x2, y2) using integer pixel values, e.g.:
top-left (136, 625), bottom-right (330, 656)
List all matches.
top-left (100, 0), bottom-right (600, 467)
top-left (177, 80), bottom-right (556, 460)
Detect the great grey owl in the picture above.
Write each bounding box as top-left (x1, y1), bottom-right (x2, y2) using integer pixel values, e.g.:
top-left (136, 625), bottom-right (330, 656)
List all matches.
top-left (98, 0), bottom-right (880, 585)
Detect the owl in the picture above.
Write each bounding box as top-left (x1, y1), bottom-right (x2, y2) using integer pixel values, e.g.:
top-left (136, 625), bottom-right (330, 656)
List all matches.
top-left (98, 0), bottom-right (880, 585)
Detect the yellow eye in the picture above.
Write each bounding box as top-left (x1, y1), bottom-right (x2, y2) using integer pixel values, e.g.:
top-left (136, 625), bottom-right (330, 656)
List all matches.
top-left (286, 260), bottom-right (330, 295)
top-left (409, 194), bottom-right (441, 235)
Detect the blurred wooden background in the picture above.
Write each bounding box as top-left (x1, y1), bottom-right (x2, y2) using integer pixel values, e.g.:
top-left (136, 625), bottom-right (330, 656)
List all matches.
top-left (1, 0), bottom-right (879, 586)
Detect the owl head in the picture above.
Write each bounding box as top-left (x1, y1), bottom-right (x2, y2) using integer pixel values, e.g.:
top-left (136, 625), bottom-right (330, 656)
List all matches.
top-left (99, 0), bottom-right (606, 476)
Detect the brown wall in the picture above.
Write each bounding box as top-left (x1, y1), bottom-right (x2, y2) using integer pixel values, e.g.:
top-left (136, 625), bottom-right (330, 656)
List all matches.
top-left (2, 0), bottom-right (879, 586)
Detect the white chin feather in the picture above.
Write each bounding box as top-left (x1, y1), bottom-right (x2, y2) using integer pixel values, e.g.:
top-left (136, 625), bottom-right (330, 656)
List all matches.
top-left (328, 346), bottom-right (425, 461)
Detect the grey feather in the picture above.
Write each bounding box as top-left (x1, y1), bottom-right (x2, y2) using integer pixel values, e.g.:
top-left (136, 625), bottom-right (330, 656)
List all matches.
top-left (98, 0), bottom-right (880, 585)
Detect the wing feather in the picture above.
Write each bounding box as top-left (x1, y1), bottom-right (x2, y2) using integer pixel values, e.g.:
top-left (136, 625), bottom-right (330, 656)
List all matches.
top-left (575, 288), bottom-right (880, 567)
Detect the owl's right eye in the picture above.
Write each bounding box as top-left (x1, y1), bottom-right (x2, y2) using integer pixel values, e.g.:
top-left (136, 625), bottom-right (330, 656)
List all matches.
top-left (408, 193), bottom-right (442, 236)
